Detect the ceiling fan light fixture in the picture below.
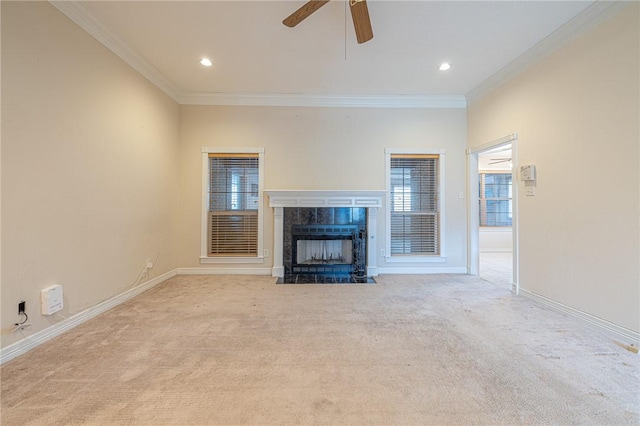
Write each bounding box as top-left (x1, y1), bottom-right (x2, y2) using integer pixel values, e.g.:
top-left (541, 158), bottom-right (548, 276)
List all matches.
top-left (439, 62), bottom-right (452, 71)
top-left (200, 58), bottom-right (213, 67)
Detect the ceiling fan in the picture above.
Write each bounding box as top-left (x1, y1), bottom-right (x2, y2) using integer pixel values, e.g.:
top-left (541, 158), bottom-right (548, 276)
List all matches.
top-left (283, 0), bottom-right (373, 44)
top-left (489, 158), bottom-right (512, 165)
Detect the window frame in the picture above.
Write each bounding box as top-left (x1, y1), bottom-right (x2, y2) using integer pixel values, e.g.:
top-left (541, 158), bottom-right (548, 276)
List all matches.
top-left (478, 171), bottom-right (513, 227)
top-left (385, 148), bottom-right (446, 263)
top-left (200, 147), bottom-right (265, 264)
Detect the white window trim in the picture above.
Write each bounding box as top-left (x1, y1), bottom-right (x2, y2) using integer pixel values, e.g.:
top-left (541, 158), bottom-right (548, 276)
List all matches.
top-left (200, 147), bottom-right (265, 264)
top-left (384, 148), bottom-right (447, 263)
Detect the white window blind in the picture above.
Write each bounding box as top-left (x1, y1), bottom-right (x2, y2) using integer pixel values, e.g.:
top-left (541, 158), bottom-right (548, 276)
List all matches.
top-left (389, 154), bottom-right (440, 255)
top-left (208, 153), bottom-right (259, 256)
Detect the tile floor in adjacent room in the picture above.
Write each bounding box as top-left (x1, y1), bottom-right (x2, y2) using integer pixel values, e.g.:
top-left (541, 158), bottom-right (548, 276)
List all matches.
top-left (480, 251), bottom-right (513, 290)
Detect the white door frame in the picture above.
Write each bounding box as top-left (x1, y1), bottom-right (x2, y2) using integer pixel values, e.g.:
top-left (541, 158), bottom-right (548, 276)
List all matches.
top-left (467, 134), bottom-right (519, 294)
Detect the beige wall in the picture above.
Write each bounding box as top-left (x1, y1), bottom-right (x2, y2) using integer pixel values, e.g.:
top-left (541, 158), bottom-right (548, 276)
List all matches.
top-left (1, 2), bottom-right (180, 348)
top-left (468, 5), bottom-right (639, 331)
top-left (177, 106), bottom-right (468, 271)
top-left (479, 229), bottom-right (512, 253)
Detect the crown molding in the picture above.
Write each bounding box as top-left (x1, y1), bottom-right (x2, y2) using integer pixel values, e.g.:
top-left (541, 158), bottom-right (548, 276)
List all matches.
top-left (179, 93), bottom-right (467, 108)
top-left (51, 0), bottom-right (627, 109)
top-left (49, 1), bottom-right (180, 102)
top-left (465, 0), bottom-right (632, 105)
top-left (49, 1), bottom-right (465, 109)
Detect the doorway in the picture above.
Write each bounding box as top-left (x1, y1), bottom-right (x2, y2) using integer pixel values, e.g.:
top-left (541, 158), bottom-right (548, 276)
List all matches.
top-left (467, 135), bottom-right (518, 293)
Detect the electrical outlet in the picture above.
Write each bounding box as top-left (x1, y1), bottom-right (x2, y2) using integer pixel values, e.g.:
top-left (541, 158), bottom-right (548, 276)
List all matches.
top-left (18, 301), bottom-right (26, 315)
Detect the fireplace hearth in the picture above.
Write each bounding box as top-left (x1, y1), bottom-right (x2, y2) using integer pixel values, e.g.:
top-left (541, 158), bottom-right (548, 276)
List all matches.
top-left (277, 274), bottom-right (374, 284)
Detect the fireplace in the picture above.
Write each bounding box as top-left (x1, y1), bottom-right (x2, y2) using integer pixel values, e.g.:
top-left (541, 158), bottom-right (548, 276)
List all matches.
top-left (284, 209), bottom-right (367, 282)
top-left (266, 190), bottom-right (385, 284)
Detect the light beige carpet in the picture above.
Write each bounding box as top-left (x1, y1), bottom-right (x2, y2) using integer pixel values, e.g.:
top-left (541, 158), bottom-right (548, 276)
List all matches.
top-left (1, 274), bottom-right (638, 425)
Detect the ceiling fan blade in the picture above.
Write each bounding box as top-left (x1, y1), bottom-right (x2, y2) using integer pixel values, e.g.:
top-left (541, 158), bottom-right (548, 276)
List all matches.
top-left (489, 158), bottom-right (512, 165)
top-left (283, 0), bottom-right (331, 28)
top-left (349, 0), bottom-right (373, 44)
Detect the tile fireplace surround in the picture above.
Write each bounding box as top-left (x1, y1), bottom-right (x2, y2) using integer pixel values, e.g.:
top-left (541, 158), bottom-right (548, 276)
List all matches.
top-left (265, 190), bottom-right (386, 278)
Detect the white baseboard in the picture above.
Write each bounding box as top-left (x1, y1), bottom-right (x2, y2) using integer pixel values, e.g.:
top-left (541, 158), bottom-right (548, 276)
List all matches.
top-left (0, 269), bottom-right (179, 365)
top-left (520, 288), bottom-right (640, 347)
top-left (366, 266), bottom-right (379, 277)
top-left (377, 266), bottom-right (468, 274)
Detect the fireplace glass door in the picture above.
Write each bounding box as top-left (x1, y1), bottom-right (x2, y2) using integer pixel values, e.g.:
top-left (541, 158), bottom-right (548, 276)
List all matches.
top-left (291, 225), bottom-right (359, 275)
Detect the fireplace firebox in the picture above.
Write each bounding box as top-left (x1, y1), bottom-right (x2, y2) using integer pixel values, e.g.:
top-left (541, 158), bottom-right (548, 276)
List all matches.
top-left (291, 224), bottom-right (363, 275)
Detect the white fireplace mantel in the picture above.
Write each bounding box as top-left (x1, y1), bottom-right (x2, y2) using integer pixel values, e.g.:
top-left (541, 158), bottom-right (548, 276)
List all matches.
top-left (265, 190), bottom-right (386, 277)
top-left (265, 190), bottom-right (386, 208)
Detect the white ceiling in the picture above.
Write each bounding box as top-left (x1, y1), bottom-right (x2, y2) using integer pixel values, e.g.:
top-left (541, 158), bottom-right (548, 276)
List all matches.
top-left (57, 1), bottom-right (618, 104)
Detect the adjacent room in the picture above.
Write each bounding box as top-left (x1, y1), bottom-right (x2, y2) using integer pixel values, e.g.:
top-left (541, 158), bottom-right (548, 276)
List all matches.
top-left (477, 143), bottom-right (514, 290)
top-left (2, 1), bottom-right (638, 424)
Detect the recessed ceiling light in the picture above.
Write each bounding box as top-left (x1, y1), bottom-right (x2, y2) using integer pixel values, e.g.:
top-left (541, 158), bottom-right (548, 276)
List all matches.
top-left (439, 63), bottom-right (452, 71)
top-left (200, 58), bottom-right (213, 67)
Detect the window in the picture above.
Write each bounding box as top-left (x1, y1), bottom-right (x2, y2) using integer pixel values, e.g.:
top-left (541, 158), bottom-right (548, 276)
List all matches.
top-left (386, 150), bottom-right (443, 257)
top-left (201, 148), bottom-right (264, 261)
top-left (479, 172), bottom-right (512, 227)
